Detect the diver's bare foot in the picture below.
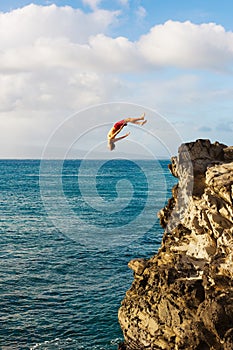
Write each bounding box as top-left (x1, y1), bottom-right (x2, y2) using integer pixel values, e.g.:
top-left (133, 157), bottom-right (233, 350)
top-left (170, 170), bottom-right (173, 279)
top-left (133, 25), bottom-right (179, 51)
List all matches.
top-left (140, 112), bottom-right (145, 119)
top-left (140, 119), bottom-right (147, 126)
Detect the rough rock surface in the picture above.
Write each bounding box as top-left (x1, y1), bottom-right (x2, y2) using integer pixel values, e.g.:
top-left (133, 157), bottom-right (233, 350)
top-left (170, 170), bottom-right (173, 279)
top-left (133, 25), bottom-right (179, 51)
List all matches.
top-left (118, 139), bottom-right (233, 350)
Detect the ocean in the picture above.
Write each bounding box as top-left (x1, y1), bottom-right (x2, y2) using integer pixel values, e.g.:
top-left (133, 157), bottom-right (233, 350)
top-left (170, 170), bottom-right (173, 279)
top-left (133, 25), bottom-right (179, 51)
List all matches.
top-left (0, 159), bottom-right (177, 350)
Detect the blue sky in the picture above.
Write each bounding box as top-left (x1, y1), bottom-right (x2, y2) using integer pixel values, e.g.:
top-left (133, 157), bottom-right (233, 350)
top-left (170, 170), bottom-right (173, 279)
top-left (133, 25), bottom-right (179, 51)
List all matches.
top-left (0, 0), bottom-right (233, 158)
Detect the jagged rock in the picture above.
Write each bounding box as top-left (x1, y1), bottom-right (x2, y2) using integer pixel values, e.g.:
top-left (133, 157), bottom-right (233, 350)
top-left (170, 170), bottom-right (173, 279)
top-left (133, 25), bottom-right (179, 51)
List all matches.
top-left (128, 258), bottom-right (148, 276)
top-left (118, 139), bottom-right (233, 350)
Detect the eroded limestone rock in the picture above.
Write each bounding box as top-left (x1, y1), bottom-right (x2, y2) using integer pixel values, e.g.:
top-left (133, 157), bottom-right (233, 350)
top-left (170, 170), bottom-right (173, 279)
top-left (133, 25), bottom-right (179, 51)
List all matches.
top-left (118, 139), bottom-right (233, 350)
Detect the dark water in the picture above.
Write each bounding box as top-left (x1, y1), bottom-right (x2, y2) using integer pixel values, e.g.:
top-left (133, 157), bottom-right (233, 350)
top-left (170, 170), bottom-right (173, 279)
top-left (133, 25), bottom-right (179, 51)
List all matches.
top-left (0, 159), bottom-right (177, 349)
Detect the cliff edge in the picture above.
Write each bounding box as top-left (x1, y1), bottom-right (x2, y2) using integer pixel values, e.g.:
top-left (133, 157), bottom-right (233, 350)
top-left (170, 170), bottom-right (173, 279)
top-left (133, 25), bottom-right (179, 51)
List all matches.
top-left (118, 139), bottom-right (233, 350)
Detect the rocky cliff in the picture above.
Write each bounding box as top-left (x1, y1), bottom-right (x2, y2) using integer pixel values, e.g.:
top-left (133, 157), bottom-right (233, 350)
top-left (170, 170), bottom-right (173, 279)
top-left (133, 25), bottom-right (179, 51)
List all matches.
top-left (118, 139), bottom-right (233, 350)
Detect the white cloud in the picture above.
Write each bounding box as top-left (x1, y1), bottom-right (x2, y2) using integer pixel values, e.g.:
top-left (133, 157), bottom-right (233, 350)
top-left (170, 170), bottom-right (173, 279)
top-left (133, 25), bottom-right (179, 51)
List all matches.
top-left (138, 20), bottom-right (233, 70)
top-left (118, 0), bottom-right (129, 6)
top-left (82, 0), bottom-right (102, 11)
top-left (136, 6), bottom-right (147, 19)
top-left (88, 34), bottom-right (143, 71)
top-left (0, 3), bottom-right (118, 48)
top-left (1, 8), bottom-right (233, 75)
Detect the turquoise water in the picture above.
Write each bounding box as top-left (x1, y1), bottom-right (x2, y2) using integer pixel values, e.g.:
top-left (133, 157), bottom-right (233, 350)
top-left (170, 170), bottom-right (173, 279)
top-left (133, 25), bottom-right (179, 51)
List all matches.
top-left (0, 159), bottom-right (177, 349)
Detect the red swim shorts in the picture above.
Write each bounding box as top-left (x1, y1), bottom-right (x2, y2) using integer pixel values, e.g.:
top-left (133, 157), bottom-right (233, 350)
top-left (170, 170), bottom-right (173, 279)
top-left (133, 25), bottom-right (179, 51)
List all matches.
top-left (113, 119), bottom-right (127, 131)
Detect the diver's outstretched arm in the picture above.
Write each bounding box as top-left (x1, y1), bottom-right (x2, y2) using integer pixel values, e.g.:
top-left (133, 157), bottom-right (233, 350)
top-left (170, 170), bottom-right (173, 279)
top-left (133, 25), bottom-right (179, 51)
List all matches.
top-left (114, 132), bottom-right (130, 142)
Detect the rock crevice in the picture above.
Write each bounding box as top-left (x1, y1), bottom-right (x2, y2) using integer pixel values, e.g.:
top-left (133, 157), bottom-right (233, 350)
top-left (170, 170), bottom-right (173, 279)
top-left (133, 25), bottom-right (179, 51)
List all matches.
top-left (118, 139), bottom-right (233, 350)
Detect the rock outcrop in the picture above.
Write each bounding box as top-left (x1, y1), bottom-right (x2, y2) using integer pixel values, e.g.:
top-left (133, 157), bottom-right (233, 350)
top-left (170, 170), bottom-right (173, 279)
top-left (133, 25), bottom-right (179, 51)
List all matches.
top-left (118, 139), bottom-right (233, 350)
